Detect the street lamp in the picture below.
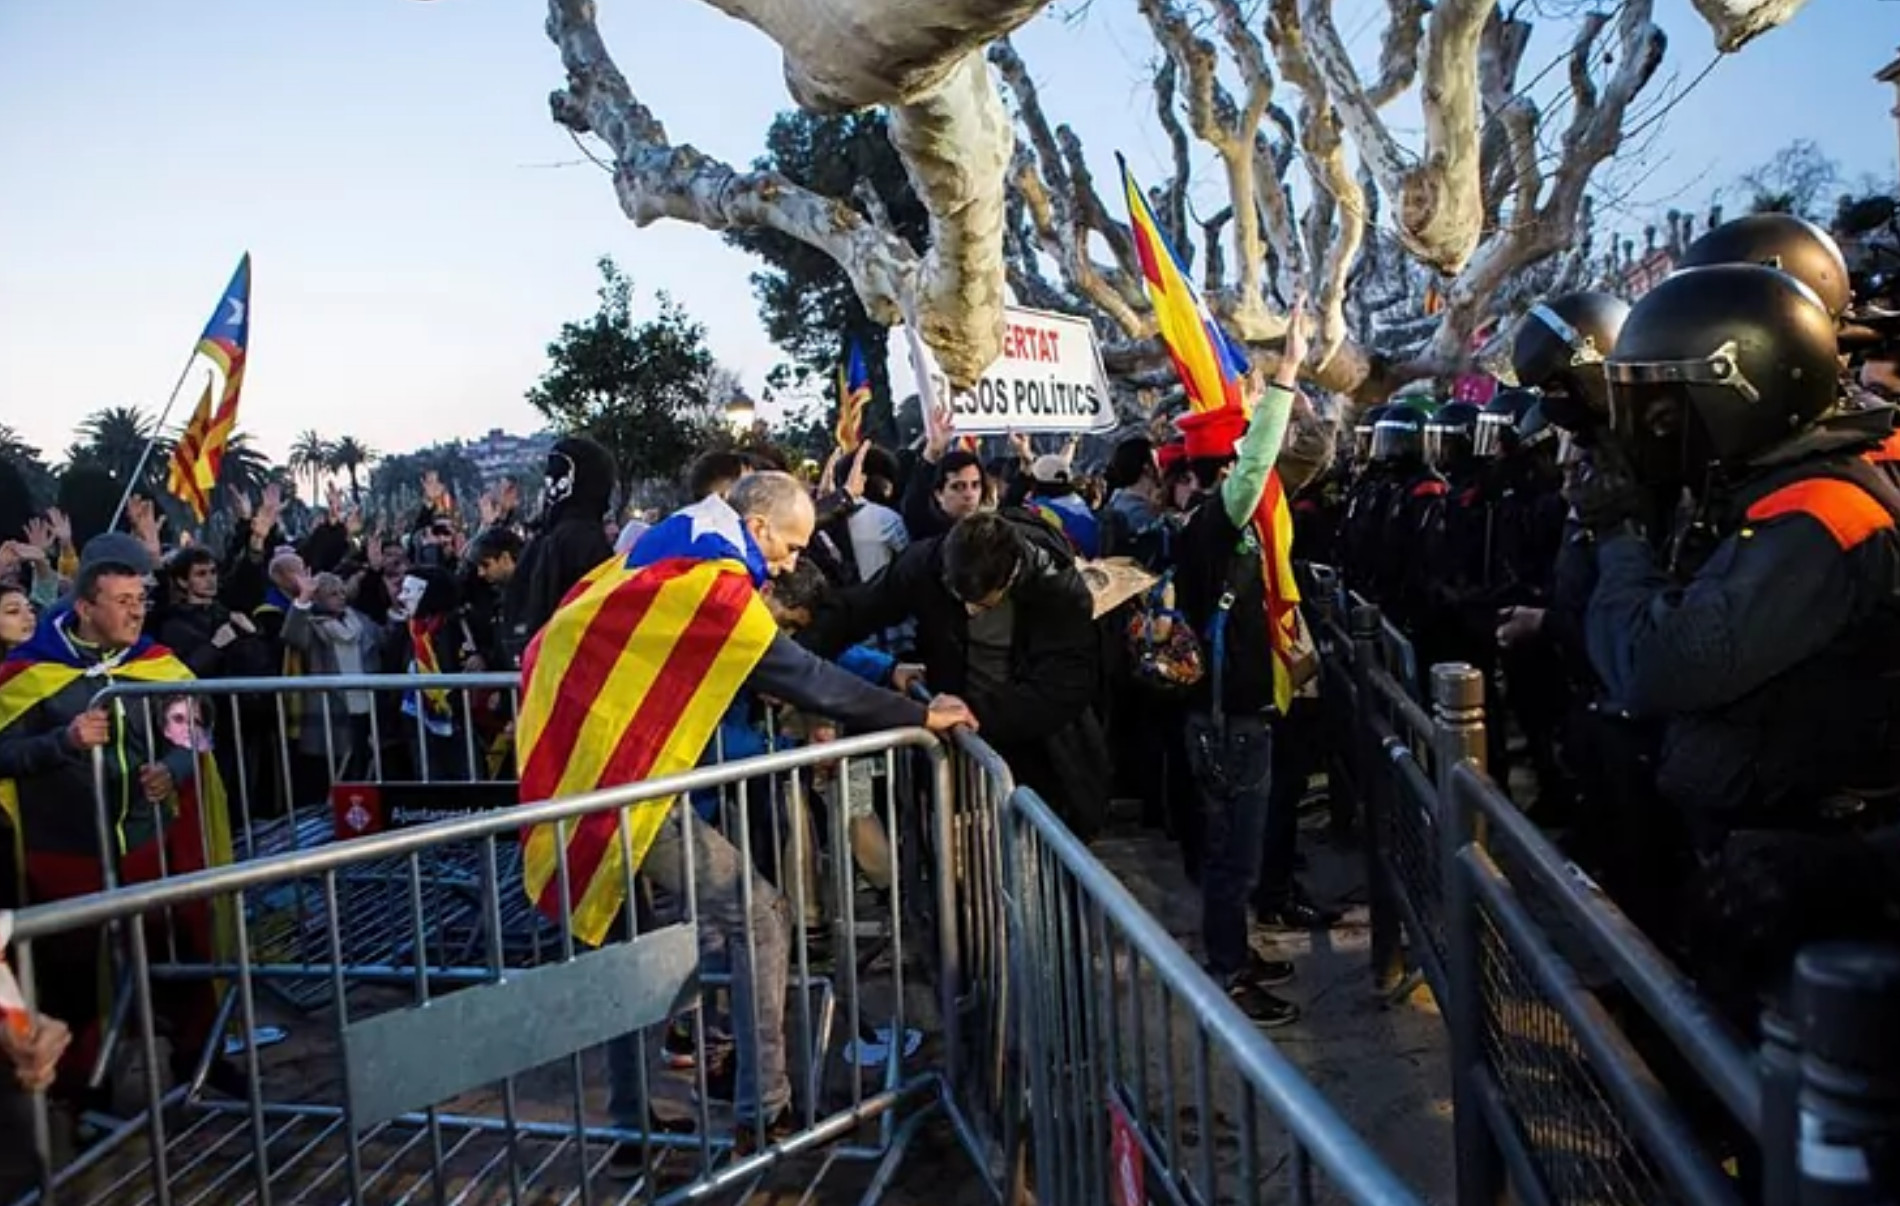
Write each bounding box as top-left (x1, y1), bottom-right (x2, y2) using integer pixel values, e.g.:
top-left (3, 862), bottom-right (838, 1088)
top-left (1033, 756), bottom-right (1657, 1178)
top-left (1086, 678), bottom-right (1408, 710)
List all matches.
top-left (725, 390), bottom-right (756, 431)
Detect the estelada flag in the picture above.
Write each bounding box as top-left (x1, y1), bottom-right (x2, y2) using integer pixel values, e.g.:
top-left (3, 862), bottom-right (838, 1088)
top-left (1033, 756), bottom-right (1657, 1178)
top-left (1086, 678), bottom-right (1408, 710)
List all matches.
top-left (836, 339), bottom-right (872, 452)
top-left (0, 612), bottom-right (237, 958)
top-left (516, 494), bottom-right (779, 945)
top-left (1122, 157), bottom-right (1303, 713)
top-left (165, 254), bottom-right (252, 521)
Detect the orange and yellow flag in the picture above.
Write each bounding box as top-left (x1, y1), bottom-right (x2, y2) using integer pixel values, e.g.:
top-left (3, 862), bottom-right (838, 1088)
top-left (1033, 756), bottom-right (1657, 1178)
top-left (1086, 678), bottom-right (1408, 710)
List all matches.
top-left (1122, 157), bottom-right (1302, 712)
top-left (516, 496), bottom-right (779, 945)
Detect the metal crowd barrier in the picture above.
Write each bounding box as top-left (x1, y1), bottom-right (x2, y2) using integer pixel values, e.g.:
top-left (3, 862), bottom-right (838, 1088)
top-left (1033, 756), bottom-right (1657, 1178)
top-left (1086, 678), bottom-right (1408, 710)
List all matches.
top-left (86, 673), bottom-right (550, 1013)
top-left (7, 728), bottom-right (959, 1206)
top-left (1003, 785), bottom-right (1422, 1206)
top-left (1307, 580), bottom-right (1769, 1205)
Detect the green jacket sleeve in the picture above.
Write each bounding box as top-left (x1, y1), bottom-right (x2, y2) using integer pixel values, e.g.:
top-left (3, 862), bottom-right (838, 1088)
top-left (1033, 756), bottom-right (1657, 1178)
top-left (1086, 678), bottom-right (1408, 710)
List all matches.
top-left (1220, 385), bottom-right (1296, 529)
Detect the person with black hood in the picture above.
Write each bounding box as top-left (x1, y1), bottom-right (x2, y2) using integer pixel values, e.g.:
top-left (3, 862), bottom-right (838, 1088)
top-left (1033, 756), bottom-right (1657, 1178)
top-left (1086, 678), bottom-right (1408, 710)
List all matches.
top-left (501, 436), bottom-right (617, 666)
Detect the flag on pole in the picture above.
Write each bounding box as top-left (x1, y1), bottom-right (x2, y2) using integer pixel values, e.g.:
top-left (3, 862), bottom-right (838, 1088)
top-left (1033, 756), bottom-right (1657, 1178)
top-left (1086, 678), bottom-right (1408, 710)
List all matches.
top-left (167, 376), bottom-right (220, 520)
top-left (164, 254), bottom-right (252, 520)
top-left (836, 339), bottom-right (871, 451)
top-left (1120, 157), bottom-right (1250, 417)
top-left (1120, 158), bottom-right (1303, 713)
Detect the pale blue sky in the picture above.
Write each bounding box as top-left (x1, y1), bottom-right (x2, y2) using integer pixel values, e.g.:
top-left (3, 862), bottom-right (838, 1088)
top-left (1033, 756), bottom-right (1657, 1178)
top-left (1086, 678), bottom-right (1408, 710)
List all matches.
top-left (0, 0), bottom-right (1893, 465)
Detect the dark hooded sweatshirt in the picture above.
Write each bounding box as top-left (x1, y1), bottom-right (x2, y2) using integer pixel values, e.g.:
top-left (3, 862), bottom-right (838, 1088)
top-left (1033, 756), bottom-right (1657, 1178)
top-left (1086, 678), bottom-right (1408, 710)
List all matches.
top-left (501, 437), bottom-right (616, 665)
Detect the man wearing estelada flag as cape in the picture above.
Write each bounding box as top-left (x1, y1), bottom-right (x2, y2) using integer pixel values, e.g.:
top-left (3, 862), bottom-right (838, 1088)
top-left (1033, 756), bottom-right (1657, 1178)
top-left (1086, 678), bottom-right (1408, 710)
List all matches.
top-left (515, 472), bottom-right (975, 1141)
top-left (0, 534), bottom-right (239, 1099)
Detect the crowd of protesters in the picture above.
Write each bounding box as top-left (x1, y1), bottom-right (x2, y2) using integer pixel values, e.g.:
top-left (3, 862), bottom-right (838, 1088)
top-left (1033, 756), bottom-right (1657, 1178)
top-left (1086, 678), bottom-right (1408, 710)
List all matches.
top-left (17, 209), bottom-right (1900, 1195)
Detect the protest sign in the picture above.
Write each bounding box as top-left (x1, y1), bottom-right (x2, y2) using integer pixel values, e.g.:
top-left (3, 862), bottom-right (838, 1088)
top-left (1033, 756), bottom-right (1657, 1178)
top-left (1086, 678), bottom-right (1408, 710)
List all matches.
top-left (904, 306), bottom-right (1118, 436)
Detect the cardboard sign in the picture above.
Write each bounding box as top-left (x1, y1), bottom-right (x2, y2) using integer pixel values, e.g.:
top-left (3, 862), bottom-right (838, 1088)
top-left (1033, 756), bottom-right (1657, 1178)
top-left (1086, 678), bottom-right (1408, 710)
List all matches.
top-left (1109, 1098), bottom-right (1146, 1206)
top-left (905, 306), bottom-right (1118, 436)
top-left (331, 782), bottom-right (521, 840)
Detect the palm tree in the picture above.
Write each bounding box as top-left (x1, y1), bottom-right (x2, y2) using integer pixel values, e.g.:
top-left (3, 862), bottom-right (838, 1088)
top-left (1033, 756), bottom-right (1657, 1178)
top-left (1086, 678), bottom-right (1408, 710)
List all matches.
top-left (0, 425), bottom-right (54, 509)
top-left (288, 430), bottom-right (332, 503)
top-left (72, 406), bottom-right (170, 493)
top-left (327, 435), bottom-right (376, 506)
top-left (215, 430), bottom-right (274, 506)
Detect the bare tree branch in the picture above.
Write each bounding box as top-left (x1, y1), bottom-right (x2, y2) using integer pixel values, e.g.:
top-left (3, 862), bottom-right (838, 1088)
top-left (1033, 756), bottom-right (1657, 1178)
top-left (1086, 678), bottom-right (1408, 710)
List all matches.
top-left (1297, 0), bottom-right (1496, 273)
top-left (1683, 0), bottom-right (1811, 52)
top-left (549, 0), bottom-right (1040, 386)
top-left (1152, 60), bottom-right (1196, 257)
top-left (1367, 0), bottom-right (1430, 107)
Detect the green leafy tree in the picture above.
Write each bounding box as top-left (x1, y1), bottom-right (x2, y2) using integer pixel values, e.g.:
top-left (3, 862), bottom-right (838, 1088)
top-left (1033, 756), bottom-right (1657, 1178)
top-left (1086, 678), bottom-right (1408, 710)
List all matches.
top-left (0, 425), bottom-right (56, 512)
top-left (67, 405), bottom-right (170, 495)
top-left (57, 464), bottom-right (120, 547)
top-left (527, 257), bottom-right (718, 501)
top-left (723, 111), bottom-right (928, 450)
top-left (289, 430), bottom-right (333, 502)
top-left (213, 430), bottom-right (275, 511)
top-left (328, 435), bottom-right (377, 505)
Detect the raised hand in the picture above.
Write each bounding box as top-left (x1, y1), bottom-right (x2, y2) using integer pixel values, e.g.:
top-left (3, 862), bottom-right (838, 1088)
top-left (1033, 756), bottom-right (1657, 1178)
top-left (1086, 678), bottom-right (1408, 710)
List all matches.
top-left (843, 441), bottom-right (871, 499)
top-left (45, 507), bottom-right (70, 547)
top-left (924, 397), bottom-right (955, 462)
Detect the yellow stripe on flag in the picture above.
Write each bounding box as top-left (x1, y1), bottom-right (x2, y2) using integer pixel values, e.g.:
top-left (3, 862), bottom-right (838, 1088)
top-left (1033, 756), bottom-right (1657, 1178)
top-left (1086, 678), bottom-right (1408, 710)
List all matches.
top-left (565, 585), bottom-right (777, 941)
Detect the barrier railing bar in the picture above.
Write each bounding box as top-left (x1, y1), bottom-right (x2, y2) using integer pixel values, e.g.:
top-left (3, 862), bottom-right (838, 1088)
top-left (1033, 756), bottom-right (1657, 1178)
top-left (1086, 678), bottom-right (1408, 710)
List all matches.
top-left (1460, 844), bottom-right (1743, 1206)
top-left (7, 729), bottom-right (943, 941)
top-left (1007, 786), bottom-right (1425, 1206)
top-left (1467, 1069), bottom-right (1559, 1206)
top-left (1448, 764), bottom-right (1761, 1137)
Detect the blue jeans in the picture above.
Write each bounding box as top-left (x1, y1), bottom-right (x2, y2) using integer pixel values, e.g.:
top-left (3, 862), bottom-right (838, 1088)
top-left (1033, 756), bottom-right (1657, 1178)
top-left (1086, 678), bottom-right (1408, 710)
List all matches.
top-left (1183, 712), bottom-right (1274, 983)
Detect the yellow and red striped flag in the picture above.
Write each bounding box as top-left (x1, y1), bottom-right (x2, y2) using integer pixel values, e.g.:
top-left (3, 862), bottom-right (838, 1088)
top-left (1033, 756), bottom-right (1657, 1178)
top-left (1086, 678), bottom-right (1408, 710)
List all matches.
top-left (165, 254), bottom-right (251, 521)
top-left (1122, 157), bottom-right (1303, 713)
top-left (836, 339), bottom-right (871, 452)
top-left (167, 376), bottom-right (221, 521)
top-left (516, 495), bottom-right (779, 944)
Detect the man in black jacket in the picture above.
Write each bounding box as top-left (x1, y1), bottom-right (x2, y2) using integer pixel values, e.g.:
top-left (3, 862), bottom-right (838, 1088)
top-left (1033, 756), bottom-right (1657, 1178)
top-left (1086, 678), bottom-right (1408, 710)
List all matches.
top-left (502, 436), bottom-right (617, 665)
top-left (800, 510), bottom-right (1109, 838)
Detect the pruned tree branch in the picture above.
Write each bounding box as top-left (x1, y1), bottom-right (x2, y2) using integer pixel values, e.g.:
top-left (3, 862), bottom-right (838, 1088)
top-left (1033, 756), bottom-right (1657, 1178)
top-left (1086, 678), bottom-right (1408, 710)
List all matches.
top-left (1684, 0), bottom-right (1810, 52)
top-left (548, 0), bottom-right (1044, 387)
top-left (1297, 0), bottom-right (1495, 273)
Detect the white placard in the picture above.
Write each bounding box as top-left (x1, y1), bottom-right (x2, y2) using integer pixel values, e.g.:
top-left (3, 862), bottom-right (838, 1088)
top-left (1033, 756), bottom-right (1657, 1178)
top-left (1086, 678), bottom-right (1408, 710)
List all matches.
top-left (902, 306), bottom-right (1117, 436)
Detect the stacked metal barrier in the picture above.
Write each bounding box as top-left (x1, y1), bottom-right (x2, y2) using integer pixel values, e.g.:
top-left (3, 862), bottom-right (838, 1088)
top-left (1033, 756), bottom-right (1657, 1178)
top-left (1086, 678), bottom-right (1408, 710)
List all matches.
top-left (6, 730), bottom-right (953, 1206)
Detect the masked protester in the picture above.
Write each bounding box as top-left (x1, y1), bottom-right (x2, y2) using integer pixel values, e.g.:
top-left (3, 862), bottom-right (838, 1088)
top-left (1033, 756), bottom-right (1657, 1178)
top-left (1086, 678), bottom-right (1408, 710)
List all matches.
top-left (1575, 264), bottom-right (1900, 976)
top-left (502, 437), bottom-right (617, 665)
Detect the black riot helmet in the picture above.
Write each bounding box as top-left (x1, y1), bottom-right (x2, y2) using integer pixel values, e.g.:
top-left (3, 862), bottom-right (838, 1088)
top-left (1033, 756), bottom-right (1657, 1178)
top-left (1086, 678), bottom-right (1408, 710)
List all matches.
top-left (1352, 404), bottom-right (1388, 463)
top-left (1510, 292), bottom-right (1629, 429)
top-left (1370, 400), bottom-right (1429, 464)
top-left (1676, 212), bottom-right (1851, 322)
top-left (1605, 264), bottom-right (1839, 488)
top-left (1424, 402), bottom-right (1481, 470)
top-left (1473, 388), bottom-right (1538, 458)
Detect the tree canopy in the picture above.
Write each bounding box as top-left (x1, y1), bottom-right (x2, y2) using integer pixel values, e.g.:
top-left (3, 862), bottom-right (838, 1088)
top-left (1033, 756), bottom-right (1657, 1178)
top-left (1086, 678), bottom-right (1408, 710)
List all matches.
top-left (526, 256), bottom-right (719, 501)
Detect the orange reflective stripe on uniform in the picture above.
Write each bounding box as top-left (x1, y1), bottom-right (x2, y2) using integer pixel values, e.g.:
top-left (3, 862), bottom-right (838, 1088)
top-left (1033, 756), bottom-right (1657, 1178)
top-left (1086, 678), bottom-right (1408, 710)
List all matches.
top-left (1744, 478), bottom-right (1897, 551)
top-left (1865, 432), bottom-right (1900, 465)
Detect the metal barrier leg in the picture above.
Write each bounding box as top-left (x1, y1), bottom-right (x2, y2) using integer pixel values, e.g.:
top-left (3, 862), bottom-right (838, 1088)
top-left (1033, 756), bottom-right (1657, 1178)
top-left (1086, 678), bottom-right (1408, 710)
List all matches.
top-left (1434, 663), bottom-right (1504, 1206)
top-left (1353, 605), bottom-right (1406, 995)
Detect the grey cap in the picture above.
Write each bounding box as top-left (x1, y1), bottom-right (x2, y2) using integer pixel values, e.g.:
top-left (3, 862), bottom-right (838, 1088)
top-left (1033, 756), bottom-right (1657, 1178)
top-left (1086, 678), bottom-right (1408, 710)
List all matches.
top-left (77, 532), bottom-right (155, 578)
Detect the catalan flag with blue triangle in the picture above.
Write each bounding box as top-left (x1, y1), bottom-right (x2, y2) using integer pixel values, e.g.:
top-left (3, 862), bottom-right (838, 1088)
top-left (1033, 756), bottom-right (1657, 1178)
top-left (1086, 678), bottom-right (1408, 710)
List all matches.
top-left (166, 254), bottom-right (251, 522)
top-left (1121, 158), bottom-right (1302, 713)
top-left (516, 494), bottom-right (778, 945)
top-left (837, 339), bottom-right (872, 452)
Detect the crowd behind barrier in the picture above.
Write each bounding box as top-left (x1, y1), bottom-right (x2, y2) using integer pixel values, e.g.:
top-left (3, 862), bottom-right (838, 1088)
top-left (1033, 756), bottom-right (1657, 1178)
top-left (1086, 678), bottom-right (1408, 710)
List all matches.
top-left (5, 666), bottom-right (1435, 1206)
top-left (1307, 570), bottom-right (1900, 1206)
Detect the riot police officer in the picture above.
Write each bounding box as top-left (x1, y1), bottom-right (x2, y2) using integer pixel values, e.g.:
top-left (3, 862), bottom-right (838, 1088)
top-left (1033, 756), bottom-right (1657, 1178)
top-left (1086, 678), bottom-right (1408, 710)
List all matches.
top-left (1571, 264), bottom-right (1900, 971)
top-left (1368, 400), bottom-right (1447, 638)
top-left (1340, 403), bottom-right (1394, 596)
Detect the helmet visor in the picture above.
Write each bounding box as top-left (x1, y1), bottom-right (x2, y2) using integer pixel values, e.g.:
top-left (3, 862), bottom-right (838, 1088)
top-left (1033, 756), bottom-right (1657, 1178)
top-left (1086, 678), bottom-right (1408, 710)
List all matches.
top-left (1423, 423), bottom-right (1471, 469)
top-left (1369, 419), bottom-right (1419, 462)
top-left (1472, 412), bottom-right (1515, 458)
